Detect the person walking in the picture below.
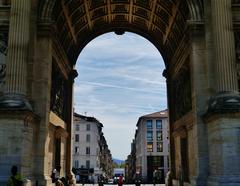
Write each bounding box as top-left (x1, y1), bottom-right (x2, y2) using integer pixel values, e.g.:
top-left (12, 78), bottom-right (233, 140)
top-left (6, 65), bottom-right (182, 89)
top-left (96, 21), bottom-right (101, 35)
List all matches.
top-left (118, 175), bottom-right (123, 186)
top-left (7, 165), bottom-right (24, 186)
top-left (55, 166), bottom-right (64, 186)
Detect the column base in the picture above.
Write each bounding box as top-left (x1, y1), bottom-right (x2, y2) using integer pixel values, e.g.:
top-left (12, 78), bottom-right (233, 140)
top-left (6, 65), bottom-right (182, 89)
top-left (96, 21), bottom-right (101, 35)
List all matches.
top-left (0, 93), bottom-right (32, 111)
top-left (204, 91), bottom-right (240, 119)
top-left (0, 110), bottom-right (39, 185)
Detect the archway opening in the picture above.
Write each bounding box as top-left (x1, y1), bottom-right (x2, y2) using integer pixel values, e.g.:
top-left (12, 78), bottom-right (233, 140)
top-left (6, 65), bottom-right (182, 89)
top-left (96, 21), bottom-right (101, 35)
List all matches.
top-left (73, 31), bottom-right (168, 183)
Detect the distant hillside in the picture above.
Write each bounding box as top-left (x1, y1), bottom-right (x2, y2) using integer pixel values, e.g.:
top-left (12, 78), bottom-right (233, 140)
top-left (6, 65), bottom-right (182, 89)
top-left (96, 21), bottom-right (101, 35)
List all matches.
top-left (113, 158), bottom-right (124, 165)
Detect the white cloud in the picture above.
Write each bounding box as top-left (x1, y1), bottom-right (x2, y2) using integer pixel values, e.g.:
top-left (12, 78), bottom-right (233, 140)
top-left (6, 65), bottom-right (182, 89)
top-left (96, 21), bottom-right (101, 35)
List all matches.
top-left (74, 32), bottom-right (167, 159)
top-left (76, 80), bottom-right (164, 94)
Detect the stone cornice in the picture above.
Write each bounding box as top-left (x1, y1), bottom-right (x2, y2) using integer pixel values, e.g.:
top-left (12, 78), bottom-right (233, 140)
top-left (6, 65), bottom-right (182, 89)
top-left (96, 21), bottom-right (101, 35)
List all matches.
top-left (49, 111), bottom-right (66, 129)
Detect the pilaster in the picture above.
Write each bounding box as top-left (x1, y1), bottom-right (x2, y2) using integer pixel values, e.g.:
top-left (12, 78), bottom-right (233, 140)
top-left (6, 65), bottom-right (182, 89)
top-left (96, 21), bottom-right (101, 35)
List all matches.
top-left (66, 69), bottom-right (78, 185)
top-left (32, 22), bottom-right (54, 186)
top-left (188, 21), bottom-right (209, 186)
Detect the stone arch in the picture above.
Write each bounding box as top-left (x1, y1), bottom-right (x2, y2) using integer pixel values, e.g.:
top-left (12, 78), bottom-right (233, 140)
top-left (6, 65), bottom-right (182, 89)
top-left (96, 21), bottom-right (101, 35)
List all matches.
top-left (186, 0), bottom-right (204, 21)
top-left (36, 1), bottom-right (206, 185)
top-left (37, 0), bottom-right (204, 65)
top-left (2, 0), bottom-right (240, 186)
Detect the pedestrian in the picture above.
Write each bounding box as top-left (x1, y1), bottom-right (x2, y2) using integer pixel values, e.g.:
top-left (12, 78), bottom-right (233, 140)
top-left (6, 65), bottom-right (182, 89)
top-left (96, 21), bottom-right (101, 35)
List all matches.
top-left (51, 169), bottom-right (57, 183)
top-left (118, 175), bottom-right (123, 186)
top-left (7, 165), bottom-right (24, 186)
top-left (135, 172), bottom-right (141, 186)
top-left (51, 165), bottom-right (64, 186)
top-left (153, 168), bottom-right (161, 185)
top-left (98, 174), bottom-right (104, 186)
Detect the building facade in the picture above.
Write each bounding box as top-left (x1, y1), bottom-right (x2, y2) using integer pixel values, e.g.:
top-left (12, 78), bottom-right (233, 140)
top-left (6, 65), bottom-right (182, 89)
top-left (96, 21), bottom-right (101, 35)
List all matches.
top-left (72, 113), bottom-right (113, 183)
top-left (125, 139), bottom-right (136, 184)
top-left (134, 110), bottom-right (169, 183)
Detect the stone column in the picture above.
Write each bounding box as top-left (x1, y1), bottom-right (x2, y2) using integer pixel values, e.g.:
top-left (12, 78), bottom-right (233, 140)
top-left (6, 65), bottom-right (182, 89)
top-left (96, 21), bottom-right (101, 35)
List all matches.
top-left (0, 0), bottom-right (32, 110)
top-left (204, 1), bottom-right (240, 185)
top-left (211, 0), bottom-right (238, 92)
top-left (205, 0), bottom-right (240, 116)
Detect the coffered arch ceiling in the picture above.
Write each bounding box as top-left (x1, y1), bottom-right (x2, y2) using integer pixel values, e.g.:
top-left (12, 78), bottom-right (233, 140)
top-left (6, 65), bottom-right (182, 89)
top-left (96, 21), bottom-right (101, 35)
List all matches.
top-left (38, 0), bottom-right (204, 66)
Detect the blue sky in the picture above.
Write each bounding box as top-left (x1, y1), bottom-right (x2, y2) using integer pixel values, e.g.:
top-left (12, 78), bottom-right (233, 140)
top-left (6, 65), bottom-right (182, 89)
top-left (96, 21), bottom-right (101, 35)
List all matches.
top-left (74, 32), bottom-right (167, 160)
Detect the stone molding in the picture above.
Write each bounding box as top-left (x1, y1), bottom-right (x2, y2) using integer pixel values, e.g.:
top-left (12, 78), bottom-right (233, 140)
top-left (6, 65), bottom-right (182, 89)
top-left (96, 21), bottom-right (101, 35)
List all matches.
top-left (0, 93), bottom-right (33, 111)
top-left (56, 126), bottom-right (68, 139)
top-left (203, 91), bottom-right (240, 122)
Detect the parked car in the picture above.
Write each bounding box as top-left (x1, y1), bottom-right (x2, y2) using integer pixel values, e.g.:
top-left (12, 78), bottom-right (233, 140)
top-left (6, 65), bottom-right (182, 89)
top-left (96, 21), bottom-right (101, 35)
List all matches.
top-left (108, 179), bottom-right (114, 184)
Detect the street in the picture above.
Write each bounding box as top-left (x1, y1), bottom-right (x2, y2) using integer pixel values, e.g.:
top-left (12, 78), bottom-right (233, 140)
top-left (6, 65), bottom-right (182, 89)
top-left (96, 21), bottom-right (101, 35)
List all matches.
top-left (76, 184), bottom-right (165, 186)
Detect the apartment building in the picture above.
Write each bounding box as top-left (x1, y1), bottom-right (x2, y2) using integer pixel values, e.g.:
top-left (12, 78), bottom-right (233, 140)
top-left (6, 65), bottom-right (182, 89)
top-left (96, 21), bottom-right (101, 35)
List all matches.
top-left (132, 110), bottom-right (169, 183)
top-left (125, 139), bottom-right (136, 183)
top-left (72, 113), bottom-right (113, 183)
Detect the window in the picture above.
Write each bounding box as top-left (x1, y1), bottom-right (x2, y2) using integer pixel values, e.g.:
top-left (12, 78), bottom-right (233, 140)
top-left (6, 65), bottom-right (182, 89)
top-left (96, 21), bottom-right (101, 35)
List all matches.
top-left (74, 160), bottom-right (79, 168)
top-left (86, 147), bottom-right (90, 155)
top-left (75, 134), bottom-right (79, 142)
top-left (156, 120), bottom-right (162, 129)
top-left (86, 124), bottom-right (91, 131)
top-left (76, 124), bottom-right (80, 131)
top-left (86, 160), bottom-right (90, 168)
top-left (157, 142), bottom-right (163, 152)
top-left (147, 131), bottom-right (153, 141)
top-left (75, 146), bottom-right (80, 154)
top-left (146, 120), bottom-right (152, 129)
top-left (147, 142), bottom-right (153, 152)
top-left (86, 134), bottom-right (90, 142)
top-left (156, 131), bottom-right (162, 141)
